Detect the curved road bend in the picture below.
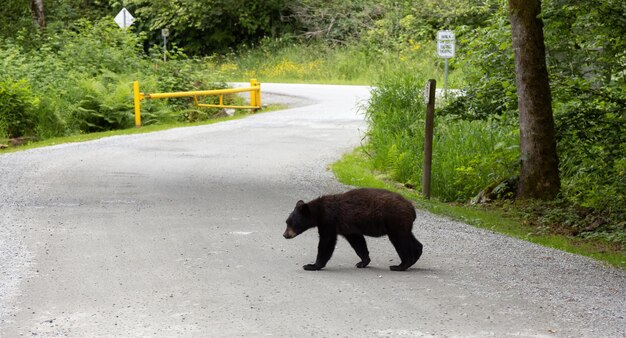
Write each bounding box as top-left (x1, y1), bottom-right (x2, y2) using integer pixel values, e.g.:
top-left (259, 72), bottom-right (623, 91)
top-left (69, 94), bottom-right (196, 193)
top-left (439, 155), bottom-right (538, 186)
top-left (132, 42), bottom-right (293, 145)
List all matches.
top-left (0, 83), bottom-right (624, 337)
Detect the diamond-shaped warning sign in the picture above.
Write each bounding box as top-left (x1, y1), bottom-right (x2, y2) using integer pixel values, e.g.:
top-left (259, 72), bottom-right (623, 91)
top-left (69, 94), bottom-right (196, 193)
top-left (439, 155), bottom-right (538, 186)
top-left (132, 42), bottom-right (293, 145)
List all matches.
top-left (114, 8), bottom-right (134, 29)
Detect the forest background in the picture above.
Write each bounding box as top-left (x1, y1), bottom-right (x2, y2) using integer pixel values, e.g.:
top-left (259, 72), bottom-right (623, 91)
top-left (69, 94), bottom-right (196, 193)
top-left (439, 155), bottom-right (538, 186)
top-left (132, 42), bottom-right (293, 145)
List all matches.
top-left (1, 0), bottom-right (624, 264)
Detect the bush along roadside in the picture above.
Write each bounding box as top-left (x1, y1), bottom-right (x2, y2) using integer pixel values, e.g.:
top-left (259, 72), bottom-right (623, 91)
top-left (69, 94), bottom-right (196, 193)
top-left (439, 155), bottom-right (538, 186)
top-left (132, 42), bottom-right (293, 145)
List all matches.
top-left (439, 0), bottom-right (625, 246)
top-left (356, 70), bottom-right (624, 269)
top-left (332, 148), bottom-right (625, 270)
top-left (364, 70), bottom-right (520, 203)
top-left (0, 18), bottom-right (233, 149)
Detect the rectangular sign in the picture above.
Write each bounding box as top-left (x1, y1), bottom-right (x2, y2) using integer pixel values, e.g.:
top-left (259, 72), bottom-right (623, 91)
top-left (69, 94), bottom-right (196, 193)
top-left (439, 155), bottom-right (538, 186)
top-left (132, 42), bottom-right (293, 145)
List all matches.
top-left (437, 31), bottom-right (455, 41)
top-left (437, 30), bottom-right (455, 58)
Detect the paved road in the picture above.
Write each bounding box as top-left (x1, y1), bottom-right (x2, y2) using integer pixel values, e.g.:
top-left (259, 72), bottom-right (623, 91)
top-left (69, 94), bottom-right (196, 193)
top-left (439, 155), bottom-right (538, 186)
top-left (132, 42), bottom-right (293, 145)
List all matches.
top-left (1, 83), bottom-right (624, 337)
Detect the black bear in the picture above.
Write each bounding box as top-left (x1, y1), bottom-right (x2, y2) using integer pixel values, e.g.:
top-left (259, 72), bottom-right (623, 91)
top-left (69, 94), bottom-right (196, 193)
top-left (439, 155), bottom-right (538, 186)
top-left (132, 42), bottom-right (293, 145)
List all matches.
top-left (283, 188), bottom-right (423, 271)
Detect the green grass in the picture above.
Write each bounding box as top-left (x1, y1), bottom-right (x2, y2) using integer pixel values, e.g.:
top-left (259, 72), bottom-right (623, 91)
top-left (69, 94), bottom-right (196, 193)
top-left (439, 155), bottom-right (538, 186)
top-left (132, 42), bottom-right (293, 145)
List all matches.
top-left (215, 41), bottom-right (463, 86)
top-left (332, 147), bottom-right (626, 270)
top-left (0, 104), bottom-right (286, 154)
top-left (363, 70), bottom-right (520, 202)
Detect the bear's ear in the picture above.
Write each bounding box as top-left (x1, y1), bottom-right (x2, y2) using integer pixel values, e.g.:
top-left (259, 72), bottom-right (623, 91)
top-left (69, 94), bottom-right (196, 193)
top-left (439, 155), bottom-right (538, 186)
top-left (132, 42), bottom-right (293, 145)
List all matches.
top-left (296, 200), bottom-right (310, 215)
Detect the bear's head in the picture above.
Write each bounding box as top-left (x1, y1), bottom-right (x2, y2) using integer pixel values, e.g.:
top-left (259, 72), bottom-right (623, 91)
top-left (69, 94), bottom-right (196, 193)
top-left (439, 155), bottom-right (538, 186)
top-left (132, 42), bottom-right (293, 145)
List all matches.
top-left (283, 200), bottom-right (316, 239)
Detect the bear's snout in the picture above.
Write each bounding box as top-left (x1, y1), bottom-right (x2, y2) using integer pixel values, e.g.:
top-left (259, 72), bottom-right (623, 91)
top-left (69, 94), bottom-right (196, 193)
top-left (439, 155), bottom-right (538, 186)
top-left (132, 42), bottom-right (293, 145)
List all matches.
top-left (283, 227), bottom-right (297, 239)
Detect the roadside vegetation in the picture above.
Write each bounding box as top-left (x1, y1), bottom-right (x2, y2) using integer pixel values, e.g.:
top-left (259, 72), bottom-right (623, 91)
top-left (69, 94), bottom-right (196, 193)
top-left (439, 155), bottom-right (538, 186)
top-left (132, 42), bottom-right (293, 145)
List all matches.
top-left (0, 19), bottom-right (237, 146)
top-left (332, 149), bottom-right (626, 269)
top-left (1, 0), bottom-right (623, 266)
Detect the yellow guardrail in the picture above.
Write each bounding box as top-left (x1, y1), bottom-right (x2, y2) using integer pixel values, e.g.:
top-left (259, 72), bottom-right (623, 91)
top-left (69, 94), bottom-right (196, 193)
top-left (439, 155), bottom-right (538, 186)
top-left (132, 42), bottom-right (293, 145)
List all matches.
top-left (133, 79), bottom-right (261, 127)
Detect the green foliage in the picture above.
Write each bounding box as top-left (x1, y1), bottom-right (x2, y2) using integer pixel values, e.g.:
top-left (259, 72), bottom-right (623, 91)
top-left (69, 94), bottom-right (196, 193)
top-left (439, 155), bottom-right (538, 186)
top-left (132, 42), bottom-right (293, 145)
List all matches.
top-left (518, 199), bottom-right (626, 245)
top-left (288, 0), bottom-right (383, 45)
top-left (362, 0), bottom-right (498, 49)
top-left (69, 73), bottom-right (135, 132)
top-left (218, 36), bottom-right (466, 87)
top-left (556, 87), bottom-right (626, 213)
top-left (364, 71), bottom-right (519, 202)
top-left (543, 0), bottom-right (626, 213)
top-left (0, 16), bottom-right (234, 142)
top-left (364, 72), bottom-right (428, 186)
top-left (0, 1), bottom-right (37, 41)
top-left (440, 4), bottom-right (517, 121)
top-left (33, 97), bottom-right (67, 139)
top-left (1, 0), bottom-right (501, 57)
top-left (128, 0), bottom-right (292, 54)
top-left (442, 0), bottom-right (625, 215)
top-left (432, 120), bottom-right (519, 201)
top-left (53, 20), bottom-right (145, 76)
top-left (289, 0), bottom-right (498, 48)
top-left (333, 148), bottom-right (625, 269)
top-left (544, 0), bottom-right (625, 87)
top-left (0, 79), bottom-right (38, 138)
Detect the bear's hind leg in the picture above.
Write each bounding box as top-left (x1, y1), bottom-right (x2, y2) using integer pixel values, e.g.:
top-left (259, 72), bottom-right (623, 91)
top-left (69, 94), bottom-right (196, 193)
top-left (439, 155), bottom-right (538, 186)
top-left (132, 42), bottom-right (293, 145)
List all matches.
top-left (344, 234), bottom-right (371, 268)
top-left (388, 232), bottom-right (417, 271)
top-left (409, 234), bottom-right (423, 267)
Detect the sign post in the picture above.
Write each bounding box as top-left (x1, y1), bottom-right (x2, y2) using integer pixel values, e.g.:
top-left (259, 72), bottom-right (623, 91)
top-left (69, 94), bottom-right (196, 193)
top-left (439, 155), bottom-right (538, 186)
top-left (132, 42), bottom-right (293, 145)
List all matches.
top-left (437, 30), bottom-right (455, 98)
top-left (422, 79), bottom-right (436, 199)
top-left (161, 29), bottom-right (169, 62)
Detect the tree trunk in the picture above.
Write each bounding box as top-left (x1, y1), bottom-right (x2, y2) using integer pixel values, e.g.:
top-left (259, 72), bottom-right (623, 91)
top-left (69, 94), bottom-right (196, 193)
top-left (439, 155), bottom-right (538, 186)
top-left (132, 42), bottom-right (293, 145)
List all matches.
top-left (509, 0), bottom-right (560, 200)
top-left (31, 0), bottom-right (46, 30)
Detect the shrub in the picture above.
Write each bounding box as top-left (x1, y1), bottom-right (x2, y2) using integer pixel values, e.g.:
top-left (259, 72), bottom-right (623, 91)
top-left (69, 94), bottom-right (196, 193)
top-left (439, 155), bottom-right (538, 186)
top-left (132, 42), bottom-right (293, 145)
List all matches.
top-left (69, 73), bottom-right (135, 132)
top-left (0, 17), bottom-right (245, 139)
top-left (34, 97), bottom-right (67, 139)
top-left (431, 119), bottom-right (519, 201)
top-left (0, 79), bottom-right (38, 138)
top-left (442, 0), bottom-right (626, 213)
top-left (365, 71), bottom-right (519, 202)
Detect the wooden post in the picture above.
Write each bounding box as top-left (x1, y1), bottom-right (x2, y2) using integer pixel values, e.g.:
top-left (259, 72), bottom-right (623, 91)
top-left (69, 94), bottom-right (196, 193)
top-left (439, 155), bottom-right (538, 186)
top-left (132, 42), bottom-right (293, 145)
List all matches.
top-left (422, 79), bottom-right (436, 199)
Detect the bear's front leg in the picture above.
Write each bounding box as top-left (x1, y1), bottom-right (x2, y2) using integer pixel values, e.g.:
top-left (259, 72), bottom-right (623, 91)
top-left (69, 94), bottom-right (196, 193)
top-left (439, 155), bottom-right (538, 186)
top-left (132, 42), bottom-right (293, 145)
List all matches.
top-left (304, 233), bottom-right (337, 271)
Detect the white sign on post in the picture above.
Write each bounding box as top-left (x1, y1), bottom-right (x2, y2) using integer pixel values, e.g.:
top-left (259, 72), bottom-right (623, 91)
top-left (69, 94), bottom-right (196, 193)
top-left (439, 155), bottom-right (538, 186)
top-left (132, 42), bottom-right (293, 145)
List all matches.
top-left (114, 8), bottom-right (135, 30)
top-left (437, 30), bottom-right (455, 58)
top-left (437, 30), bottom-right (455, 98)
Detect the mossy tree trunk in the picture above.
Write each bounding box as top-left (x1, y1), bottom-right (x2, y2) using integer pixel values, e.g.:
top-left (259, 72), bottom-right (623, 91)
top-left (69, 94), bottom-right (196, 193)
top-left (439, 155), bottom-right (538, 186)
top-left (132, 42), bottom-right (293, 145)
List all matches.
top-left (31, 0), bottom-right (46, 30)
top-left (509, 0), bottom-right (560, 200)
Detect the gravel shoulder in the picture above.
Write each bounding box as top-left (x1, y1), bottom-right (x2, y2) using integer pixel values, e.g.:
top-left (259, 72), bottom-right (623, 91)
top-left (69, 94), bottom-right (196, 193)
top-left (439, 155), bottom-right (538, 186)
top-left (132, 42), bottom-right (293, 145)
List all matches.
top-left (1, 83), bottom-right (624, 337)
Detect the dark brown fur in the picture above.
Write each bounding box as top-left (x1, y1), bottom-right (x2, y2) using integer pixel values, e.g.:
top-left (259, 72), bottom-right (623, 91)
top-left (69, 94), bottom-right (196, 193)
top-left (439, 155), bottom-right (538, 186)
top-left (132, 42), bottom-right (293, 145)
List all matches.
top-left (283, 188), bottom-right (423, 271)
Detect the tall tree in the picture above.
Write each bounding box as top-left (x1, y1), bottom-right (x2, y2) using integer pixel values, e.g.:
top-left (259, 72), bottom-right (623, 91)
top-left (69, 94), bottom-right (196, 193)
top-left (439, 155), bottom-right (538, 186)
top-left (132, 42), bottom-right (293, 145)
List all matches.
top-left (508, 0), bottom-right (560, 199)
top-left (31, 0), bottom-right (46, 29)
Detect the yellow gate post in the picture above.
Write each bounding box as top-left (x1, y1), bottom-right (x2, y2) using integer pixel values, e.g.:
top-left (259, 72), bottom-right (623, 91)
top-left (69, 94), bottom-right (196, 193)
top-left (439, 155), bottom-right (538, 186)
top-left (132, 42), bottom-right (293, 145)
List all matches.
top-left (133, 81), bottom-right (142, 128)
top-left (250, 79), bottom-right (261, 111)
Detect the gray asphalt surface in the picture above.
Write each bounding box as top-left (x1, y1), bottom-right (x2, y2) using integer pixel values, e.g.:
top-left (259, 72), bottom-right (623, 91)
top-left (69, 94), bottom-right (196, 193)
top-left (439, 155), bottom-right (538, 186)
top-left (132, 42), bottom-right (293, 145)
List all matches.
top-left (1, 83), bottom-right (624, 337)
